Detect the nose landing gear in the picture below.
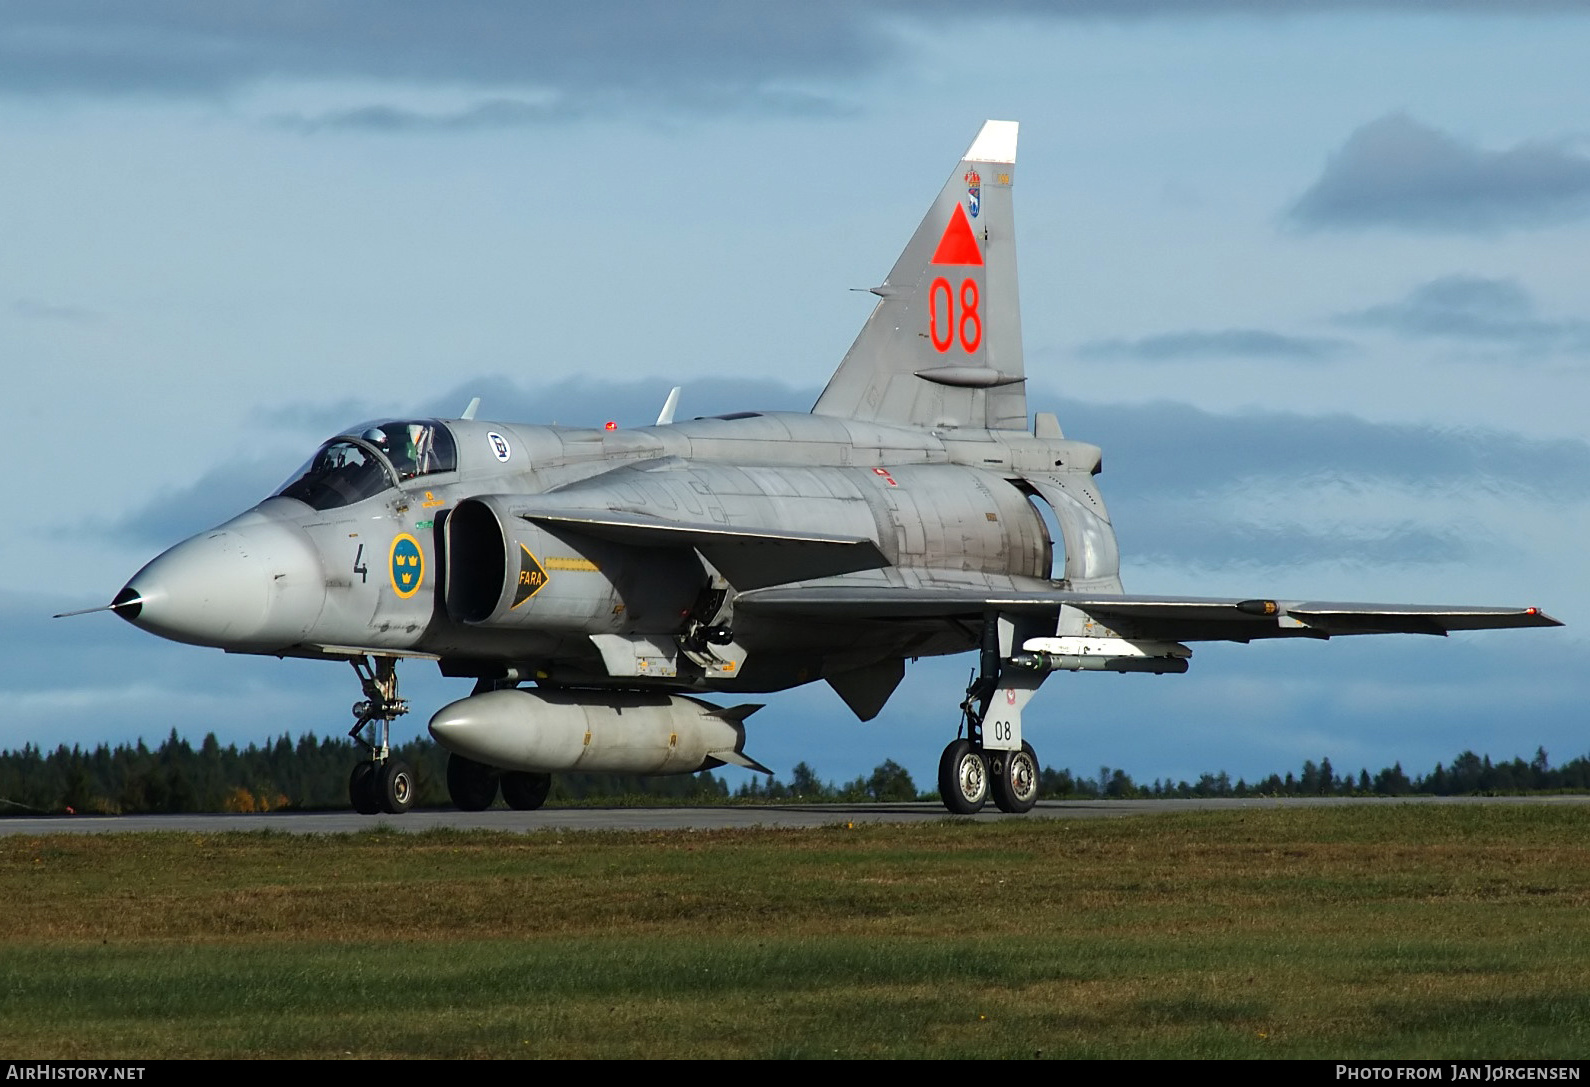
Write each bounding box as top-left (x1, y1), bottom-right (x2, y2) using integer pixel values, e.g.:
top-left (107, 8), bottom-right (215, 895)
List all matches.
top-left (347, 655), bottom-right (415, 814)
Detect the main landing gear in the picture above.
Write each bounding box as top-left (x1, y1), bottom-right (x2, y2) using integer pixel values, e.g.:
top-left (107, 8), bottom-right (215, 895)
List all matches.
top-left (937, 623), bottom-right (1043, 816)
top-left (938, 732), bottom-right (1041, 815)
top-left (939, 725), bottom-right (1041, 815)
top-left (443, 753), bottom-right (551, 812)
top-left (436, 677), bottom-right (553, 812)
top-left (347, 655), bottom-right (416, 815)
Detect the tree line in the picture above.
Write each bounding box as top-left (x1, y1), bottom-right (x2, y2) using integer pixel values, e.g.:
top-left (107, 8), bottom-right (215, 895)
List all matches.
top-left (734, 748), bottom-right (1590, 803)
top-left (2, 732), bottom-right (1587, 815)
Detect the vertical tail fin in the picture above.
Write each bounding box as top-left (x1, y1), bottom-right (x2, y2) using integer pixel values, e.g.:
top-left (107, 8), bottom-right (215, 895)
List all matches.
top-left (813, 120), bottom-right (1026, 431)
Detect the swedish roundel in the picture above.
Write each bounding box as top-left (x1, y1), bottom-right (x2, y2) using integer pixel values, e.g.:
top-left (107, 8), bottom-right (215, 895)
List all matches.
top-left (389, 533), bottom-right (425, 598)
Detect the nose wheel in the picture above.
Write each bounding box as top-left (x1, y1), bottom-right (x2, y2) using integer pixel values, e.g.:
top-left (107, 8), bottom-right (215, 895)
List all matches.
top-left (349, 761), bottom-right (381, 815)
top-left (349, 757), bottom-right (415, 815)
top-left (346, 656), bottom-right (414, 814)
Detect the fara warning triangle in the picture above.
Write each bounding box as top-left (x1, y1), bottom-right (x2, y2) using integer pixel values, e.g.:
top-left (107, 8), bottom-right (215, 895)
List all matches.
top-left (512, 544), bottom-right (548, 608)
top-left (930, 203), bottom-right (983, 266)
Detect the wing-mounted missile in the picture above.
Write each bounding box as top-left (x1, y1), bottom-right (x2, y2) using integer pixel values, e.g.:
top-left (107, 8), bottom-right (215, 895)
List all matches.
top-left (428, 688), bottom-right (771, 775)
top-left (1009, 636), bottom-right (1191, 675)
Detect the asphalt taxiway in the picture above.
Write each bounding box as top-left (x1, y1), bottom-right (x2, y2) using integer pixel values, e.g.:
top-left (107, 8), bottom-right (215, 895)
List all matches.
top-left (2, 794), bottom-right (1586, 835)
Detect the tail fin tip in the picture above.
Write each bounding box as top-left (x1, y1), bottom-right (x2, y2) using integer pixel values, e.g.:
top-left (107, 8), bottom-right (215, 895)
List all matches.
top-left (812, 120), bottom-right (1028, 431)
top-left (966, 119), bottom-right (1019, 164)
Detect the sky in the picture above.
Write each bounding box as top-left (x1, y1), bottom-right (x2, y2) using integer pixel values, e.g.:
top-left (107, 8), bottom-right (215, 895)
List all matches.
top-left (3, 1), bottom-right (1588, 794)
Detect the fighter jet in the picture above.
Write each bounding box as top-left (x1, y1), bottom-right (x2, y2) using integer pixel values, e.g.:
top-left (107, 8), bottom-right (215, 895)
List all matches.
top-left (79, 120), bottom-right (1559, 816)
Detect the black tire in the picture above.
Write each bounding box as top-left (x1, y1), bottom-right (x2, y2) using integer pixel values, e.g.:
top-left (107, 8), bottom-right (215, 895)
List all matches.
top-left (349, 761), bottom-right (381, 815)
top-left (446, 753), bottom-right (498, 812)
top-left (990, 741), bottom-right (1040, 814)
top-left (938, 738), bottom-right (988, 814)
top-left (500, 771), bottom-right (552, 811)
top-left (378, 759), bottom-right (416, 814)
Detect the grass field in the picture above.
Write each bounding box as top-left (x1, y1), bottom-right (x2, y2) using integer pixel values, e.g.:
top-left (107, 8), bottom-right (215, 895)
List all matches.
top-left (2, 804), bottom-right (1588, 1059)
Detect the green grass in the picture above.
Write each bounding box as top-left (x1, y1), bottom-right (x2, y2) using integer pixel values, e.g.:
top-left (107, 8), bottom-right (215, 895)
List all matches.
top-left (2, 805), bottom-right (1588, 1058)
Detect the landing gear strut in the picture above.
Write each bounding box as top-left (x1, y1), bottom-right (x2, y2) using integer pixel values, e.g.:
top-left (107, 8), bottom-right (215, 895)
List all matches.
top-left (347, 655), bottom-right (414, 814)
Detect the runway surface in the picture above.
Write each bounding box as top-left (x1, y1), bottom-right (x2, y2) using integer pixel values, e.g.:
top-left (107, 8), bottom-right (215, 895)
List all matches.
top-left (2, 794), bottom-right (1586, 835)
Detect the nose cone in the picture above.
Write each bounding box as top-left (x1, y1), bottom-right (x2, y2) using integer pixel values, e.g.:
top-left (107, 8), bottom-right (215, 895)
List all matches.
top-left (120, 512), bottom-right (327, 650)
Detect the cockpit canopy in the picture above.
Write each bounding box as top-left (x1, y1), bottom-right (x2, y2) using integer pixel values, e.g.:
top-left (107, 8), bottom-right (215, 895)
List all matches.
top-left (275, 420), bottom-right (457, 511)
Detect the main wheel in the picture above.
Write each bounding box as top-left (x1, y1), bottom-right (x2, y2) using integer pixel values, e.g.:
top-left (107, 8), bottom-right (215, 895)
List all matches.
top-left (446, 752), bottom-right (498, 812)
top-left (990, 741), bottom-right (1040, 814)
top-left (378, 759), bottom-right (416, 814)
top-left (938, 738), bottom-right (988, 814)
top-left (500, 771), bottom-right (552, 811)
top-left (349, 761), bottom-right (381, 815)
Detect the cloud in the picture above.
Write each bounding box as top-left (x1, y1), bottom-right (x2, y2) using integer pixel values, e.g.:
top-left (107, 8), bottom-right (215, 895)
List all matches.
top-left (1059, 396), bottom-right (1590, 501)
top-left (0, 3), bottom-right (886, 117)
top-left (1046, 395), bottom-right (1590, 569)
top-left (272, 98), bottom-right (585, 134)
top-left (270, 89), bottom-right (855, 133)
top-left (98, 459), bottom-right (297, 546)
top-left (1077, 328), bottom-right (1348, 363)
top-left (1287, 114), bottom-right (1590, 232)
top-left (6, 5), bottom-right (1585, 120)
top-left (252, 397), bottom-right (383, 435)
top-left (10, 298), bottom-right (102, 325)
top-left (1117, 509), bottom-right (1471, 570)
top-left (1339, 275), bottom-right (1590, 349)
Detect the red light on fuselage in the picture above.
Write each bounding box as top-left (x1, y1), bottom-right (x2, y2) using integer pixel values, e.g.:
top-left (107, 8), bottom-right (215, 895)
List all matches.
top-left (604, 421), bottom-right (617, 431)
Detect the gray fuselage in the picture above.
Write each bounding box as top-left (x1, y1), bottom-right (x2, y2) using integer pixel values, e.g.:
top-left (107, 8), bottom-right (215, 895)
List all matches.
top-left (127, 410), bottom-right (1113, 701)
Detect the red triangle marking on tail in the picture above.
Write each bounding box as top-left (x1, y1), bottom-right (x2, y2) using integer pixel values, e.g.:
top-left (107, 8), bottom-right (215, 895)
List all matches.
top-left (930, 203), bottom-right (984, 266)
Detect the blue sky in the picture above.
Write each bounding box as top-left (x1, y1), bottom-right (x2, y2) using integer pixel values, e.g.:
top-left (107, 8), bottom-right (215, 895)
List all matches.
top-left (4, 2), bottom-right (1587, 792)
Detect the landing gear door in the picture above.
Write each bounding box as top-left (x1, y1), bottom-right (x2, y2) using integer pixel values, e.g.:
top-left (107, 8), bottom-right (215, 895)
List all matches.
top-left (984, 612), bottom-right (1046, 752)
top-left (983, 670), bottom-right (1040, 751)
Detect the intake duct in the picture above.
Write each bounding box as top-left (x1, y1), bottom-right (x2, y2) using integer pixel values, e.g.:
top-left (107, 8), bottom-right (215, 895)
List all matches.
top-left (443, 495), bottom-right (703, 633)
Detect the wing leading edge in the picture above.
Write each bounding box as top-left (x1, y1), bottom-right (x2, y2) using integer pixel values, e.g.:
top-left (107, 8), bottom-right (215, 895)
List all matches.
top-left (733, 585), bottom-right (1560, 641)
